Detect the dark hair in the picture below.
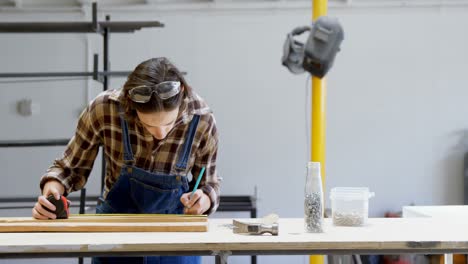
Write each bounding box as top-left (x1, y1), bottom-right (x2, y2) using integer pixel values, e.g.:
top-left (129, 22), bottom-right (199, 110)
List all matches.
top-left (119, 57), bottom-right (189, 115)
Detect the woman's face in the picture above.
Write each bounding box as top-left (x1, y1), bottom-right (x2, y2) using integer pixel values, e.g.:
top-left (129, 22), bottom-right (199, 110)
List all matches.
top-left (136, 108), bottom-right (179, 140)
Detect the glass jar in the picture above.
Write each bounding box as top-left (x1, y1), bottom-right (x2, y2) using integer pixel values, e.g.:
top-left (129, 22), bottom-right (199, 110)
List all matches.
top-left (304, 161), bottom-right (324, 233)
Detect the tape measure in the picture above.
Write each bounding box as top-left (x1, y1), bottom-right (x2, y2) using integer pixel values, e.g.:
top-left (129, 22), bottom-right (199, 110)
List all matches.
top-left (45, 195), bottom-right (69, 219)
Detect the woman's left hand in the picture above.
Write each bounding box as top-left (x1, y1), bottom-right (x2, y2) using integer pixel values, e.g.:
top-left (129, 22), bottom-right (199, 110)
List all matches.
top-left (180, 190), bottom-right (211, 215)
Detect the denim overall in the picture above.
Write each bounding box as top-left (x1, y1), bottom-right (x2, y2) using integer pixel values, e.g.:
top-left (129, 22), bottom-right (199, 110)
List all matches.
top-left (92, 113), bottom-right (202, 264)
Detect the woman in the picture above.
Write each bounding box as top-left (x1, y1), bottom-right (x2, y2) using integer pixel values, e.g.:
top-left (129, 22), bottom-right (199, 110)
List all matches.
top-left (32, 57), bottom-right (220, 264)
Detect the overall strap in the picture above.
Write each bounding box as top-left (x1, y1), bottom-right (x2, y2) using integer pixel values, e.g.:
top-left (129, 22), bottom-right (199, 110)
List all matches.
top-left (118, 111), bottom-right (135, 165)
top-left (175, 115), bottom-right (201, 171)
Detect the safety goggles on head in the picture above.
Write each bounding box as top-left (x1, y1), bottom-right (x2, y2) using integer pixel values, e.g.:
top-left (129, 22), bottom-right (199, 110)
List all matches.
top-left (128, 81), bottom-right (181, 103)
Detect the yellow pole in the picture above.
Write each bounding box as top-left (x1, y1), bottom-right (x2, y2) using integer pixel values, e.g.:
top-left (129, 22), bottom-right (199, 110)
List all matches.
top-left (310, 0), bottom-right (327, 264)
top-left (311, 77), bottom-right (326, 174)
top-left (313, 0), bottom-right (327, 19)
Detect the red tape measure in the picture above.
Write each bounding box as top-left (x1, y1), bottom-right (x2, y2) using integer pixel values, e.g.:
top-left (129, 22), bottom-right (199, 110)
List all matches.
top-left (45, 195), bottom-right (69, 219)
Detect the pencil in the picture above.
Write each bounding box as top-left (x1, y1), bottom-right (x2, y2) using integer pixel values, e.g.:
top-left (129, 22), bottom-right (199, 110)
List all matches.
top-left (190, 167), bottom-right (205, 200)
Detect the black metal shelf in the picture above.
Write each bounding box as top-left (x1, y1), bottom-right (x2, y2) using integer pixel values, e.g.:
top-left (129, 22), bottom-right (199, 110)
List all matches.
top-left (0, 3), bottom-right (163, 80)
top-left (0, 2), bottom-right (164, 194)
top-left (0, 1), bottom-right (163, 34)
top-left (0, 21), bottom-right (163, 33)
top-left (0, 139), bottom-right (69, 147)
top-left (0, 71), bottom-right (130, 78)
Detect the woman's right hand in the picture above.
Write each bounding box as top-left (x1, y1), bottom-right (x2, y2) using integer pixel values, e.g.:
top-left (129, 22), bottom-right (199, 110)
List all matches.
top-left (32, 180), bottom-right (65, 219)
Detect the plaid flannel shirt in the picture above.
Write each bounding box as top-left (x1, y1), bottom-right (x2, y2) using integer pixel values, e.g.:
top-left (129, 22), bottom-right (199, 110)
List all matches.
top-left (40, 88), bottom-right (220, 215)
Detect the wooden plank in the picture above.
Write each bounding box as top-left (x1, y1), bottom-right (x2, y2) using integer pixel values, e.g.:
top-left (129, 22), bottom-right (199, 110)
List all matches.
top-left (0, 214), bottom-right (207, 223)
top-left (0, 214), bottom-right (208, 232)
top-left (0, 222), bottom-right (208, 232)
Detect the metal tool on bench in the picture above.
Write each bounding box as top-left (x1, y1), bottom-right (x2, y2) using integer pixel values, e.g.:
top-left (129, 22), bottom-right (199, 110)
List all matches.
top-left (232, 213), bottom-right (279, 235)
top-left (233, 220), bottom-right (278, 235)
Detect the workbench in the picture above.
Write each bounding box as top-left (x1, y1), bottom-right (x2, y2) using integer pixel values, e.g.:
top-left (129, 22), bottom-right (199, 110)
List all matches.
top-left (0, 218), bottom-right (467, 264)
top-left (403, 205), bottom-right (468, 264)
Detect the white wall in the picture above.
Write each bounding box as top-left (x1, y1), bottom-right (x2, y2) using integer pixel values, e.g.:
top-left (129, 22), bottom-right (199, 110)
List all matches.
top-left (327, 6), bottom-right (468, 214)
top-left (102, 4), bottom-right (468, 217)
top-left (0, 2), bottom-right (468, 264)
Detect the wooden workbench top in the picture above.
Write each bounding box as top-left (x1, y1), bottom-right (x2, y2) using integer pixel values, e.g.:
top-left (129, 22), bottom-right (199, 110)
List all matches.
top-left (0, 218), bottom-right (467, 256)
